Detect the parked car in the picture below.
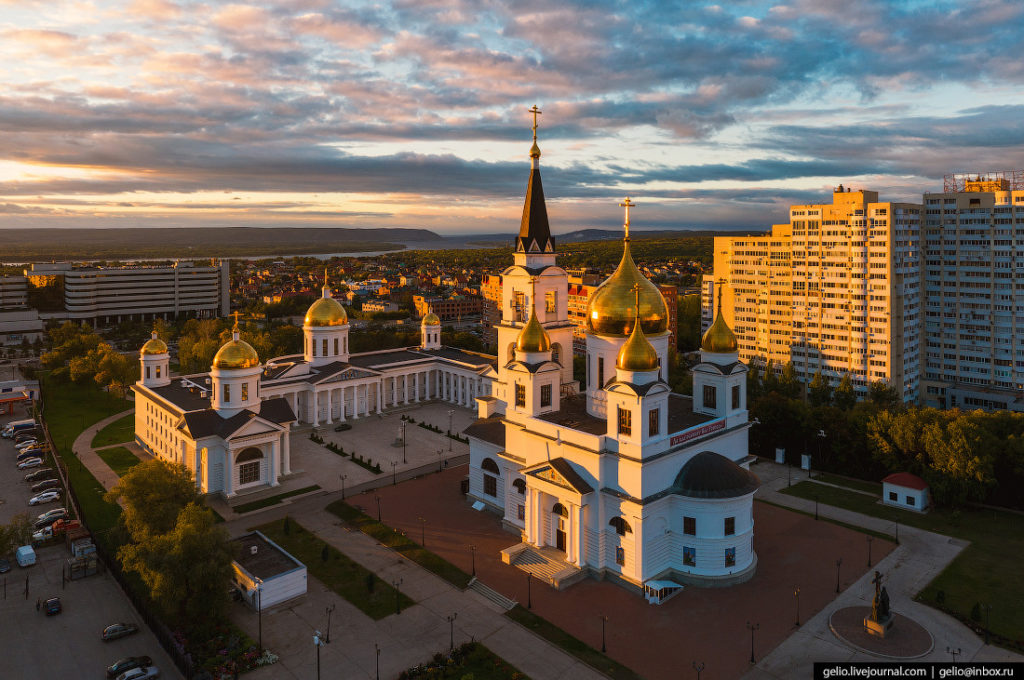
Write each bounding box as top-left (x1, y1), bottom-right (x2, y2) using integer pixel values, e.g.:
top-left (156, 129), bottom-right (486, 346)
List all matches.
top-left (31, 479), bottom-right (61, 494)
top-left (28, 490), bottom-right (61, 506)
top-left (102, 623), bottom-right (140, 641)
top-left (44, 597), bottom-right (62, 616)
top-left (106, 656), bottom-right (153, 679)
top-left (0, 558), bottom-right (10, 573)
top-left (35, 507), bottom-right (67, 524)
top-left (24, 468), bottom-right (55, 482)
top-left (15, 439), bottom-right (39, 451)
top-left (116, 666), bottom-right (160, 680)
top-left (17, 458), bottom-right (44, 470)
top-left (49, 518), bottom-right (81, 535)
top-left (14, 431), bottom-right (40, 444)
top-left (334, 423), bottom-right (352, 432)
top-left (17, 451), bottom-right (42, 462)
top-left (32, 526), bottom-right (53, 543)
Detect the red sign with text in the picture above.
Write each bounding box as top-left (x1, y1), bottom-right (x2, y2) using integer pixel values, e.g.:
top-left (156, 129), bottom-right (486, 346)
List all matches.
top-left (670, 419), bottom-right (726, 446)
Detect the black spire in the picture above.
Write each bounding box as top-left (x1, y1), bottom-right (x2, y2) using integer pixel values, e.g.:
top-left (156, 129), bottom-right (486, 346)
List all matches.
top-left (516, 105), bottom-right (555, 254)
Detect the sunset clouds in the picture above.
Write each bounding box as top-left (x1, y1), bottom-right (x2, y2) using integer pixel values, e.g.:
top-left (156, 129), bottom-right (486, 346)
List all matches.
top-left (0, 0), bottom-right (1022, 233)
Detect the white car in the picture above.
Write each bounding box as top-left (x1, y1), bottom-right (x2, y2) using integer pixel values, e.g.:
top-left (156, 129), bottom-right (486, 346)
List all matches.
top-left (32, 526), bottom-right (53, 542)
top-left (116, 665), bottom-right (160, 680)
top-left (15, 439), bottom-right (39, 451)
top-left (17, 457), bottom-right (44, 469)
top-left (28, 490), bottom-right (61, 506)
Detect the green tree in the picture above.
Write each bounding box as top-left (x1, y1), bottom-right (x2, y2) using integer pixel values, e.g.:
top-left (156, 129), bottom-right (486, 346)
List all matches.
top-left (676, 293), bottom-right (701, 351)
top-left (105, 459), bottom-right (200, 540)
top-left (118, 502), bottom-right (236, 630)
top-left (0, 513), bottom-right (35, 556)
top-left (95, 348), bottom-right (139, 397)
top-left (808, 371), bottom-right (832, 407)
top-left (867, 381), bottom-right (901, 411)
top-left (778, 361), bottom-right (802, 400)
top-left (833, 374), bottom-right (856, 410)
top-left (177, 318), bottom-right (226, 373)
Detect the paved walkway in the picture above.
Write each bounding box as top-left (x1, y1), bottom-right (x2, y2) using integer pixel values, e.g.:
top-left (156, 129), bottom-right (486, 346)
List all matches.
top-left (226, 504), bottom-right (609, 680)
top-left (71, 407), bottom-right (137, 491)
top-left (742, 462), bottom-right (1024, 679)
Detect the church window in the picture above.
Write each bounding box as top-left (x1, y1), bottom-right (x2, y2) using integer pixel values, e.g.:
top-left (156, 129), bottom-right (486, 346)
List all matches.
top-left (552, 343), bottom-right (561, 366)
top-left (334, 338), bottom-right (339, 355)
top-left (241, 383), bottom-right (248, 401)
top-left (703, 385), bottom-right (717, 409)
top-left (482, 458), bottom-right (499, 474)
top-left (609, 517), bottom-right (631, 536)
top-left (484, 475), bottom-right (497, 497)
top-left (322, 338), bottom-right (328, 356)
top-left (683, 546), bottom-right (696, 566)
top-left (732, 384), bottom-right (741, 410)
top-left (512, 479), bottom-right (526, 495)
top-left (517, 504), bottom-right (525, 521)
top-left (587, 353), bottom-right (591, 386)
top-left (545, 291), bottom-right (556, 314)
top-left (145, 366), bottom-right (151, 379)
top-left (541, 384), bottom-right (552, 407)
top-left (598, 357), bottom-right (605, 387)
top-left (648, 408), bottom-right (660, 436)
top-left (615, 546), bottom-right (625, 566)
top-left (725, 517), bottom-right (735, 536)
top-left (725, 547), bottom-right (736, 567)
top-left (515, 384), bottom-right (526, 407)
top-left (684, 516), bottom-right (696, 535)
top-left (155, 366), bottom-right (161, 378)
top-left (311, 338), bottom-right (316, 356)
top-left (239, 461), bottom-right (260, 485)
top-left (617, 407), bottom-right (632, 435)
top-left (223, 384), bottom-right (231, 402)
top-left (514, 291), bottom-right (525, 321)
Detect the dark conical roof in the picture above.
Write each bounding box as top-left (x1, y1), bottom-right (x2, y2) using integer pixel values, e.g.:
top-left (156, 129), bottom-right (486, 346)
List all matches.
top-left (672, 451), bottom-right (760, 499)
top-left (516, 166), bottom-right (555, 254)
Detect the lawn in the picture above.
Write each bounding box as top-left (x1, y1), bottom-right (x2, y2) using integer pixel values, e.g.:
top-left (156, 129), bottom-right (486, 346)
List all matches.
top-left (255, 517), bottom-right (414, 620)
top-left (506, 606), bottom-right (643, 680)
top-left (91, 413), bottom-right (135, 448)
top-left (781, 480), bottom-right (1024, 648)
top-left (327, 500), bottom-right (472, 589)
top-left (402, 642), bottom-right (529, 680)
top-left (232, 485), bottom-right (321, 514)
top-left (96, 445), bottom-right (141, 477)
top-left (812, 472), bottom-right (882, 495)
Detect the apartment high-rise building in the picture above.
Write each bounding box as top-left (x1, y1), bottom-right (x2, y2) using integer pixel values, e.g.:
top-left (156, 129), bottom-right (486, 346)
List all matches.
top-left (700, 276), bottom-right (716, 337)
top-left (481, 274), bottom-right (502, 346)
top-left (0, 276), bottom-right (28, 309)
top-left (712, 188), bottom-right (922, 402)
top-left (921, 172), bottom-right (1024, 412)
top-left (566, 269), bottom-right (601, 355)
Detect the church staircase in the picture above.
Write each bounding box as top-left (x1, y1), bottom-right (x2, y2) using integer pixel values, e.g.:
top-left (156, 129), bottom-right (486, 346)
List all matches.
top-left (467, 577), bottom-right (517, 611)
top-left (507, 545), bottom-right (585, 590)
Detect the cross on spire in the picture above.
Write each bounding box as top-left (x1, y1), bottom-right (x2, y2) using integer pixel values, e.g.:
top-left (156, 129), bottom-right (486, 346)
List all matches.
top-left (619, 197), bottom-right (636, 240)
top-left (715, 278), bottom-right (727, 313)
top-left (528, 105), bottom-right (542, 141)
top-left (632, 283), bottom-right (641, 330)
top-left (232, 311), bottom-right (240, 330)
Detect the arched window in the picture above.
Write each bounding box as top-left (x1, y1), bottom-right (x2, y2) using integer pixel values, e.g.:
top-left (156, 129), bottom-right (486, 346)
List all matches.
top-left (236, 447), bottom-right (264, 462)
top-left (481, 458), bottom-right (499, 474)
top-left (481, 457), bottom-right (498, 497)
top-left (236, 447), bottom-right (263, 486)
top-left (551, 503), bottom-right (568, 517)
top-left (512, 479), bottom-right (526, 495)
top-left (507, 343), bottom-right (516, 362)
top-left (609, 516), bottom-right (632, 536)
top-left (551, 343), bottom-right (562, 366)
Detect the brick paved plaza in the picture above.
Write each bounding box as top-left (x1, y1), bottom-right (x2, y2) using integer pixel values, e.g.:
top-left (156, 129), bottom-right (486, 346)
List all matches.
top-left (351, 465), bottom-right (896, 680)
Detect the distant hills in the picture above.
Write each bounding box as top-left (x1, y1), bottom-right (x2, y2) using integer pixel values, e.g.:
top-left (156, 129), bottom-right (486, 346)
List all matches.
top-left (1, 227), bottom-right (442, 262)
top-left (464, 228), bottom-right (763, 244)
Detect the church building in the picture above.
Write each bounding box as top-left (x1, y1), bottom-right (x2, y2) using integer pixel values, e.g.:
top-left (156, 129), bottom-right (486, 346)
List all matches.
top-left (465, 112), bottom-right (758, 602)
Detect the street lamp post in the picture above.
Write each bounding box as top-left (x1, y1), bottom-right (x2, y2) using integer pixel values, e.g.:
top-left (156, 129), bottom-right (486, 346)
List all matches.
top-left (600, 615), bottom-right (608, 653)
top-left (527, 572), bottom-right (532, 609)
top-left (835, 557), bottom-right (843, 593)
top-left (340, 474), bottom-right (347, 500)
top-left (692, 661), bottom-right (705, 680)
top-left (470, 544), bottom-right (476, 577)
top-left (982, 604), bottom-right (992, 645)
top-left (256, 583), bottom-right (262, 649)
top-left (419, 517), bottom-right (426, 546)
top-left (746, 622), bottom-right (759, 664)
top-left (325, 604), bottom-right (335, 643)
top-left (894, 514), bottom-right (899, 544)
top-left (393, 578), bottom-right (403, 615)
top-left (402, 421), bottom-right (407, 464)
top-left (814, 492), bottom-right (819, 521)
top-left (947, 647), bottom-right (962, 663)
top-left (448, 409), bottom-right (454, 451)
top-left (391, 460), bottom-right (397, 486)
top-left (447, 613), bottom-right (458, 651)
top-left (794, 587), bottom-right (801, 626)
top-left (375, 495), bottom-right (382, 522)
top-left (375, 642), bottom-right (381, 680)
top-left (867, 536), bottom-right (874, 568)
top-left (313, 630), bottom-right (324, 680)
top-left (437, 449), bottom-right (443, 472)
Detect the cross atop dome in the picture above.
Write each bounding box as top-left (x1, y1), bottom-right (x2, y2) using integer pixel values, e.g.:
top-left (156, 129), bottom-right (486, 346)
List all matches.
top-left (619, 197), bottom-right (636, 240)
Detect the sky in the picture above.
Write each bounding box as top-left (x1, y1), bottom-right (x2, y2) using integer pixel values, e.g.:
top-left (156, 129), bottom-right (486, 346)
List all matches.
top-left (2, 0), bottom-right (1024, 236)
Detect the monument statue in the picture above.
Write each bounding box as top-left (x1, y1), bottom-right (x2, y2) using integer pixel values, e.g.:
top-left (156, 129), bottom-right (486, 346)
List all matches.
top-left (865, 570), bottom-right (894, 637)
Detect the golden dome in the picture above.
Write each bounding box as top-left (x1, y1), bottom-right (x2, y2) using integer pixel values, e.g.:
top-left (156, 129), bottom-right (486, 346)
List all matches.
top-left (213, 332), bottom-right (260, 370)
top-left (515, 306), bottom-right (551, 354)
top-left (140, 331), bottom-right (168, 356)
top-left (305, 286), bottom-right (347, 327)
top-left (701, 308), bottom-right (738, 353)
top-left (587, 239), bottom-right (669, 336)
top-left (617, 318), bottom-right (659, 372)
top-left (422, 312), bottom-right (440, 326)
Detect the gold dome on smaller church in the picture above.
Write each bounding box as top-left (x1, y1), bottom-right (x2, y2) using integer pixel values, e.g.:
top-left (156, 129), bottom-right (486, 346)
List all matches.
top-left (516, 279), bottom-right (551, 353)
top-left (701, 306), bottom-right (738, 353)
top-left (617, 317), bottom-right (659, 372)
top-left (213, 315), bottom-right (260, 369)
top-left (305, 279), bottom-right (347, 327)
top-left (140, 331), bottom-right (168, 355)
top-left (422, 312), bottom-right (441, 326)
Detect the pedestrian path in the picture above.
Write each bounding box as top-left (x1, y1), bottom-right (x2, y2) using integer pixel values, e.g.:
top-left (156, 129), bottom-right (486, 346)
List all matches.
top-left (71, 408), bottom-right (135, 491)
top-left (743, 461), bottom-right (1023, 679)
top-left (228, 506), bottom-right (610, 680)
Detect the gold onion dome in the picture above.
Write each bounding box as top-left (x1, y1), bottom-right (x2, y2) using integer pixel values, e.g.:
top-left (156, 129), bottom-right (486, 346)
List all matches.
top-left (305, 284), bottom-right (347, 327)
top-left (515, 287), bottom-right (551, 353)
top-left (701, 307), bottom-right (738, 353)
top-left (213, 334), bottom-right (260, 369)
top-left (587, 240), bottom-right (669, 336)
top-left (140, 331), bottom-right (167, 355)
top-left (617, 317), bottom-right (659, 372)
top-left (422, 312), bottom-right (441, 326)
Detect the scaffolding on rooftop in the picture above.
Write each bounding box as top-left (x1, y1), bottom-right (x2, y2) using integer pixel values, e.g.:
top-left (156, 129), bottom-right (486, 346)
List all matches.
top-left (943, 170), bottom-right (1024, 192)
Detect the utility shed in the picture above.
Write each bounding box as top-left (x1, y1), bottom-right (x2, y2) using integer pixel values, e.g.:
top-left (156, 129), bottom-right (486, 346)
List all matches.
top-left (231, 530), bottom-right (307, 610)
top-left (881, 472), bottom-right (929, 513)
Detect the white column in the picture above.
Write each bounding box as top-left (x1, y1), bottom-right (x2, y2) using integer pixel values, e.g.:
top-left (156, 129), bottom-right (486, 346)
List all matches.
top-left (524, 488), bottom-right (534, 544)
top-left (339, 386), bottom-right (346, 421)
top-left (392, 376), bottom-right (398, 405)
top-left (292, 392), bottom-right (299, 421)
top-left (312, 391), bottom-right (319, 426)
top-left (414, 372), bottom-right (420, 402)
top-left (442, 371), bottom-right (448, 401)
top-left (376, 382), bottom-right (382, 413)
top-left (351, 385), bottom-right (359, 419)
top-left (576, 504), bottom-right (586, 568)
top-left (224, 449), bottom-right (234, 496)
top-left (282, 429), bottom-right (291, 475)
top-left (270, 440), bottom-right (280, 487)
top-left (325, 389), bottom-right (333, 424)
top-left (364, 384), bottom-right (371, 416)
top-left (404, 373), bottom-right (410, 404)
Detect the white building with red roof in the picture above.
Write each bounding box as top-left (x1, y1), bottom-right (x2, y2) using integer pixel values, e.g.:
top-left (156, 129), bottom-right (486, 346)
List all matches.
top-left (882, 472), bottom-right (929, 512)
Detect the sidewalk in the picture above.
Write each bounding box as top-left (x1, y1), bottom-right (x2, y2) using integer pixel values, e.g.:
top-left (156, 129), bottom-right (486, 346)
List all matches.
top-left (227, 506), bottom-right (610, 680)
top-left (743, 462), bottom-right (1024, 679)
top-left (71, 407), bottom-right (135, 491)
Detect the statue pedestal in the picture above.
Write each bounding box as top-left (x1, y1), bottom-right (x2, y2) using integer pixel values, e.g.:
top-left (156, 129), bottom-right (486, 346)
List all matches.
top-left (863, 615), bottom-right (894, 638)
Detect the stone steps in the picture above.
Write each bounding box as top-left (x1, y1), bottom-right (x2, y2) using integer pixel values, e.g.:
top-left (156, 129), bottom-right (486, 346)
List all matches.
top-left (467, 577), bottom-right (517, 611)
top-left (512, 547), bottom-right (572, 582)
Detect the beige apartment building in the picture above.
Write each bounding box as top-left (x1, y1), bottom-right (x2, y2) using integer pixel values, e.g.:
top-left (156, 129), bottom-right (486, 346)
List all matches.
top-left (711, 188), bottom-right (922, 402)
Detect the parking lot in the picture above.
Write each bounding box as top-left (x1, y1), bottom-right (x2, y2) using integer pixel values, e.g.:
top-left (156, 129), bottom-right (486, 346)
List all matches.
top-left (0, 414), bottom-right (182, 679)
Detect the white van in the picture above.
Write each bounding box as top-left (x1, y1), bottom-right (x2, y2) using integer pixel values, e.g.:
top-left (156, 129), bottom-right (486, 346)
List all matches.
top-left (15, 545), bottom-right (36, 567)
